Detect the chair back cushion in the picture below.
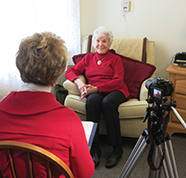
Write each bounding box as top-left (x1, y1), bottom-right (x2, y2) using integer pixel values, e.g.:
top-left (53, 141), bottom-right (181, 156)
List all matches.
top-left (115, 52), bottom-right (156, 99)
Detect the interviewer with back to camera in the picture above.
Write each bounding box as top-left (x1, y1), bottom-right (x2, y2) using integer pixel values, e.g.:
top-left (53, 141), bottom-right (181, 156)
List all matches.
top-left (0, 32), bottom-right (94, 178)
top-left (66, 26), bottom-right (130, 168)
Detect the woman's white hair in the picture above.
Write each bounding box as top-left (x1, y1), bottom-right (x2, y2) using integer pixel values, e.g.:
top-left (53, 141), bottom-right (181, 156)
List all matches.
top-left (92, 26), bottom-right (114, 46)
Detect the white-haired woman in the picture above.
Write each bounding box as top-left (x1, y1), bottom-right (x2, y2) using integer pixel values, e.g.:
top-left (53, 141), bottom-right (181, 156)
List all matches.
top-left (66, 26), bottom-right (130, 168)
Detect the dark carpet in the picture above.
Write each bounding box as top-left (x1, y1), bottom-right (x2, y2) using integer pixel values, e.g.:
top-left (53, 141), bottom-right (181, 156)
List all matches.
top-left (91, 132), bottom-right (186, 178)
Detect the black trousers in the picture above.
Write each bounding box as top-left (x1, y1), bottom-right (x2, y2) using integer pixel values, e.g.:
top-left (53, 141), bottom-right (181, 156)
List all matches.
top-left (86, 90), bottom-right (127, 146)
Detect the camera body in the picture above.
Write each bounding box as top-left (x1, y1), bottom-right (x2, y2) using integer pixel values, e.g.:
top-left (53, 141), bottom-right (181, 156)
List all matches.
top-left (145, 77), bottom-right (174, 102)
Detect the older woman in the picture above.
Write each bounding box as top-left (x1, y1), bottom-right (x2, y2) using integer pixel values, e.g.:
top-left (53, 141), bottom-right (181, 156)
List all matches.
top-left (0, 32), bottom-right (94, 178)
top-left (65, 26), bottom-right (130, 168)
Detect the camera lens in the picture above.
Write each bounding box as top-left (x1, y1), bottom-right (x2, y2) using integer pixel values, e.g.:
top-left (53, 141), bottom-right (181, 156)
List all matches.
top-left (145, 79), bottom-right (152, 89)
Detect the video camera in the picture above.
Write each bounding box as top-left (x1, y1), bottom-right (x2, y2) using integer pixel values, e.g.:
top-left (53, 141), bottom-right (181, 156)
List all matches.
top-left (143, 77), bottom-right (176, 133)
top-left (145, 77), bottom-right (174, 103)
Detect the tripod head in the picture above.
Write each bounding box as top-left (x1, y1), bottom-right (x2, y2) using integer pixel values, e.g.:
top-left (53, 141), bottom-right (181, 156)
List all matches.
top-left (143, 99), bottom-right (177, 144)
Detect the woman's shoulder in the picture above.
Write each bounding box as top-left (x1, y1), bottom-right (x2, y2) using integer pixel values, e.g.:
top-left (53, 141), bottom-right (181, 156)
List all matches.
top-left (59, 105), bottom-right (81, 120)
top-left (109, 51), bottom-right (121, 58)
top-left (108, 51), bottom-right (122, 62)
top-left (81, 53), bottom-right (96, 64)
top-left (84, 52), bottom-right (96, 58)
top-left (54, 105), bottom-right (83, 127)
top-left (57, 105), bottom-right (78, 116)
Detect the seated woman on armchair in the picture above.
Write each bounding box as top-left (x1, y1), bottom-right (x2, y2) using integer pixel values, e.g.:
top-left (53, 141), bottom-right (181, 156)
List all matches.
top-left (65, 26), bottom-right (130, 168)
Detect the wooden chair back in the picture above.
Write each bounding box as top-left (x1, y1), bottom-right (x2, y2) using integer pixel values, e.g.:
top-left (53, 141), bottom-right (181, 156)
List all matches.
top-left (0, 141), bottom-right (74, 178)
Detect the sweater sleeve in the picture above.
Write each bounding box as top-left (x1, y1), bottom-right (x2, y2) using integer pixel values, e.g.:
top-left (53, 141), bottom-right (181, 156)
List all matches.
top-left (70, 113), bottom-right (95, 178)
top-left (65, 54), bottom-right (89, 82)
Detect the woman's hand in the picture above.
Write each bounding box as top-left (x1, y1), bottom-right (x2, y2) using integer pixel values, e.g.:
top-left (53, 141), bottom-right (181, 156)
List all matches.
top-left (80, 84), bottom-right (98, 99)
top-left (74, 78), bottom-right (87, 99)
top-left (86, 84), bottom-right (98, 94)
top-left (74, 78), bottom-right (98, 99)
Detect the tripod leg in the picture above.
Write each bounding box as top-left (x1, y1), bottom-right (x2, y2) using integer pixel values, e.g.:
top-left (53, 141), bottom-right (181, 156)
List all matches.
top-left (118, 132), bottom-right (148, 178)
top-left (157, 139), bottom-right (179, 178)
top-left (166, 139), bottom-right (179, 178)
top-left (148, 145), bottom-right (162, 178)
top-left (157, 143), bottom-right (171, 178)
top-left (164, 141), bottom-right (175, 178)
top-left (120, 135), bottom-right (145, 172)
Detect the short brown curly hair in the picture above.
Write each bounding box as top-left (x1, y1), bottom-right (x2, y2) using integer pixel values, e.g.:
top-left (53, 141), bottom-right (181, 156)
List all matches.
top-left (16, 32), bottom-right (68, 86)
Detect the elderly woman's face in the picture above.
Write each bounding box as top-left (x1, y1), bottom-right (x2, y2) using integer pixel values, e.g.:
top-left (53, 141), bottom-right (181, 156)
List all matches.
top-left (94, 34), bottom-right (110, 54)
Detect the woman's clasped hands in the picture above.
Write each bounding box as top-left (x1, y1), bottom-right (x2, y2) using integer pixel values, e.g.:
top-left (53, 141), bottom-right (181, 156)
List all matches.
top-left (74, 78), bottom-right (98, 99)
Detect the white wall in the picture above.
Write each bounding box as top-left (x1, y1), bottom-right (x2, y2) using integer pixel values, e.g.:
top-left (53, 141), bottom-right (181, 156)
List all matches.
top-left (80, 0), bottom-right (186, 79)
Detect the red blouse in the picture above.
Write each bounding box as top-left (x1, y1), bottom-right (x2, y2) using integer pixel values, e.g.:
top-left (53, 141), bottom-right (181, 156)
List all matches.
top-left (0, 91), bottom-right (94, 178)
top-left (66, 50), bottom-right (130, 99)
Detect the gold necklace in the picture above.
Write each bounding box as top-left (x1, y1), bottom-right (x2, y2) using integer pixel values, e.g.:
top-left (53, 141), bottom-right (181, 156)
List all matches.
top-left (97, 54), bottom-right (108, 65)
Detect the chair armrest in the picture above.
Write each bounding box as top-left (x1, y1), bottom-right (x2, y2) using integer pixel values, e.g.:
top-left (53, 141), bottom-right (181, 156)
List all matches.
top-left (139, 79), bottom-right (148, 101)
top-left (63, 80), bottom-right (80, 95)
top-left (63, 75), bottom-right (86, 96)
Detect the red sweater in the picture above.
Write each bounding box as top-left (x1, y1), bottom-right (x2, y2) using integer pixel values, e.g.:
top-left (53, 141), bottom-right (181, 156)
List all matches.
top-left (0, 91), bottom-right (94, 178)
top-left (66, 50), bottom-right (130, 99)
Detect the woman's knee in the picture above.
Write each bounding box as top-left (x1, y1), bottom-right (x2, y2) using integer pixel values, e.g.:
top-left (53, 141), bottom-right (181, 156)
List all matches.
top-left (86, 93), bottom-right (103, 107)
top-left (102, 97), bottom-right (115, 110)
top-left (102, 91), bottom-right (126, 109)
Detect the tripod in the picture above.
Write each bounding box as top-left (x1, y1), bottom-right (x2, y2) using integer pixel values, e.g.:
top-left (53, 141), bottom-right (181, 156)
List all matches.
top-left (118, 129), bottom-right (178, 178)
top-left (118, 105), bottom-right (185, 178)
